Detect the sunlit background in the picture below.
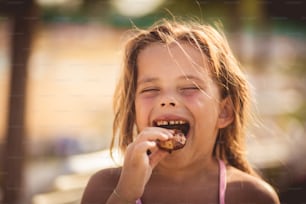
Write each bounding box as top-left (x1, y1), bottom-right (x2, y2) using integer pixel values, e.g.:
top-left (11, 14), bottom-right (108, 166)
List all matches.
top-left (0, 0), bottom-right (305, 203)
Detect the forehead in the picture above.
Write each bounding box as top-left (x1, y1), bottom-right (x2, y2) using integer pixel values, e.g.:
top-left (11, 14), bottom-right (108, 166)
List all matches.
top-left (139, 41), bottom-right (207, 63)
top-left (137, 42), bottom-right (211, 79)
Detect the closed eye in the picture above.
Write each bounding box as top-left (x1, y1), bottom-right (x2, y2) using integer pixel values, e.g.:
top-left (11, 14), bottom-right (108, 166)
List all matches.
top-left (139, 87), bottom-right (160, 95)
top-left (179, 86), bottom-right (201, 95)
top-left (180, 86), bottom-right (200, 91)
top-left (180, 86), bottom-right (199, 90)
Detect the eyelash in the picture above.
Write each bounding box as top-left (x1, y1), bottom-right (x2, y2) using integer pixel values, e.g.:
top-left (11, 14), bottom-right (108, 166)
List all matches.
top-left (140, 87), bottom-right (160, 93)
top-left (139, 86), bottom-right (200, 95)
top-left (179, 86), bottom-right (201, 94)
top-left (180, 86), bottom-right (200, 90)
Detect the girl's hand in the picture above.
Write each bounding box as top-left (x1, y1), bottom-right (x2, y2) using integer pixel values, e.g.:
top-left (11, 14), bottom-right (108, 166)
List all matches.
top-left (115, 127), bottom-right (173, 202)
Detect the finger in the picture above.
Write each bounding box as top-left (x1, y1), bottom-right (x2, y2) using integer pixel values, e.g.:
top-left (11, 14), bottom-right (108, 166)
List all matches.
top-left (133, 140), bottom-right (157, 155)
top-left (136, 127), bottom-right (174, 142)
top-left (149, 150), bottom-right (169, 168)
top-left (146, 143), bottom-right (159, 156)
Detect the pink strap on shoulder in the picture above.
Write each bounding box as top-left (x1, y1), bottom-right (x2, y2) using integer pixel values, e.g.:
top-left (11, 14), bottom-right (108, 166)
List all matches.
top-left (135, 161), bottom-right (227, 204)
top-left (219, 160), bottom-right (227, 204)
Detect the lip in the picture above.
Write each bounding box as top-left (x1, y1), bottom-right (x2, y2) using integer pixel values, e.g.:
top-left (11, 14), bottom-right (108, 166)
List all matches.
top-left (151, 114), bottom-right (191, 137)
top-left (151, 114), bottom-right (190, 125)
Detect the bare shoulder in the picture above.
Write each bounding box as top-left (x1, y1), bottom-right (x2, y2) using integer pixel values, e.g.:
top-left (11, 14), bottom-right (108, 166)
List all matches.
top-left (226, 166), bottom-right (280, 204)
top-left (81, 167), bottom-right (122, 204)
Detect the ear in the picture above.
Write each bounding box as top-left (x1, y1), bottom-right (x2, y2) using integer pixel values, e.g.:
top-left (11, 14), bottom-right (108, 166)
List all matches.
top-left (217, 97), bottom-right (234, 128)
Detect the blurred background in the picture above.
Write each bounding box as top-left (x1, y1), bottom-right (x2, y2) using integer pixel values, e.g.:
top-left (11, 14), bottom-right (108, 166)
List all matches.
top-left (0, 0), bottom-right (305, 203)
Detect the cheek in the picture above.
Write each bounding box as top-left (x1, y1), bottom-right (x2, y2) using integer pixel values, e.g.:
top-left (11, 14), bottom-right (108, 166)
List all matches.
top-left (183, 94), bottom-right (212, 109)
top-left (184, 95), bottom-right (220, 123)
top-left (135, 98), bottom-right (153, 129)
top-left (134, 99), bottom-right (143, 128)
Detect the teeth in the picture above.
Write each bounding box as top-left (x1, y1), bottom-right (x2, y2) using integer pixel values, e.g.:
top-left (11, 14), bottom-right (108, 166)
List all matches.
top-left (155, 120), bottom-right (187, 126)
top-left (156, 121), bottom-right (168, 126)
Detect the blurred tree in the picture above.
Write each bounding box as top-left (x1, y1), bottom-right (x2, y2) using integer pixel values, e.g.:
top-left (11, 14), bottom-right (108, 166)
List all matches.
top-left (83, 0), bottom-right (109, 8)
top-left (0, 0), bottom-right (39, 203)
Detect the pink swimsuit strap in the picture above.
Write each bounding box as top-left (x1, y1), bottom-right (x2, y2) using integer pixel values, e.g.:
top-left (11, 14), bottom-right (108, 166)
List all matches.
top-left (136, 159), bottom-right (227, 204)
top-left (219, 159), bottom-right (227, 204)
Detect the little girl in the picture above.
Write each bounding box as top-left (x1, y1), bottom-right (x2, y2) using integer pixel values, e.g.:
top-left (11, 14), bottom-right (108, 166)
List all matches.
top-left (81, 19), bottom-right (280, 204)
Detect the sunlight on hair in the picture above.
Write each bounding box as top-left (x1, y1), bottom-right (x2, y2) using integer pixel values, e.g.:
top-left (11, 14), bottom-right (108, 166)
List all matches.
top-left (166, 42), bottom-right (214, 100)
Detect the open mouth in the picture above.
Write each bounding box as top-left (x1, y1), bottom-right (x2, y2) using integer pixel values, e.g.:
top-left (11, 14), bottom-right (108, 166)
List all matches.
top-left (153, 119), bottom-right (190, 152)
top-left (153, 119), bottom-right (190, 137)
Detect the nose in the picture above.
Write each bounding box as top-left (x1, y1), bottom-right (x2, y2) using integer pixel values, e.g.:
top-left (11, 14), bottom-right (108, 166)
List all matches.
top-left (161, 102), bottom-right (176, 107)
top-left (160, 97), bottom-right (177, 107)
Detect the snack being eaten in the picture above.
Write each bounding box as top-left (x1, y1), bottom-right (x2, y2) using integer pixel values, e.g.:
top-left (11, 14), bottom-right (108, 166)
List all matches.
top-left (153, 119), bottom-right (189, 153)
top-left (156, 129), bottom-right (186, 153)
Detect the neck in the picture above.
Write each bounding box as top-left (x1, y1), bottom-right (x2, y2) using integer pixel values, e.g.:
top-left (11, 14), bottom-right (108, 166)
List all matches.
top-left (154, 155), bottom-right (219, 183)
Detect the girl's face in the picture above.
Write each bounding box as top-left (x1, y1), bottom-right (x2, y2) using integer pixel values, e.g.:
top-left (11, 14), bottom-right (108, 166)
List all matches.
top-left (135, 42), bottom-right (229, 163)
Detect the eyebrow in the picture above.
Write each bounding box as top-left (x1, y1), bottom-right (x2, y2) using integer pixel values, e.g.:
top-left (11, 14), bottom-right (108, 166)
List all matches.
top-left (137, 77), bottom-right (159, 85)
top-left (180, 75), bottom-right (205, 83)
top-left (137, 75), bottom-right (205, 85)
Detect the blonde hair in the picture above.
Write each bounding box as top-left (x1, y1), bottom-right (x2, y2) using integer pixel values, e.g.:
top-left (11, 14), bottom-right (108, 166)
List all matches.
top-left (111, 19), bottom-right (256, 175)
